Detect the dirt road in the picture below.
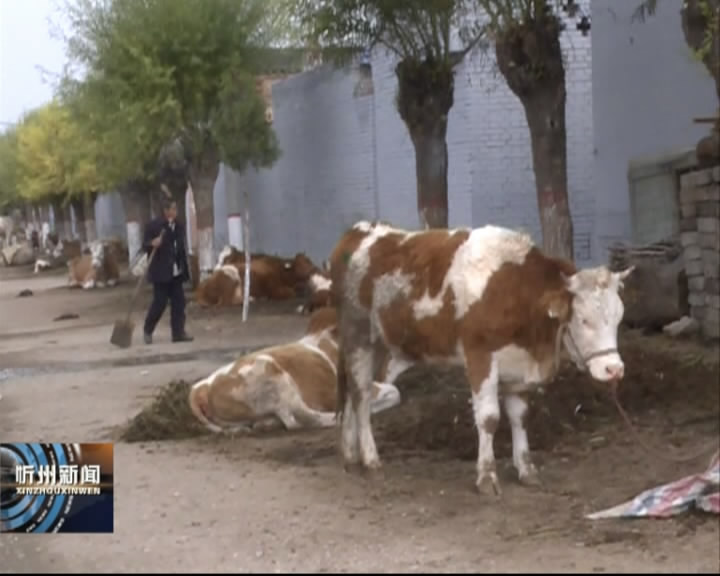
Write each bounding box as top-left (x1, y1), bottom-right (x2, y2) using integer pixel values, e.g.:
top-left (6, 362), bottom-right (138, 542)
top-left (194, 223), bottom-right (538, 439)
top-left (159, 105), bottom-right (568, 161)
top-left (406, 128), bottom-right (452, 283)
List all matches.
top-left (1, 264), bottom-right (718, 573)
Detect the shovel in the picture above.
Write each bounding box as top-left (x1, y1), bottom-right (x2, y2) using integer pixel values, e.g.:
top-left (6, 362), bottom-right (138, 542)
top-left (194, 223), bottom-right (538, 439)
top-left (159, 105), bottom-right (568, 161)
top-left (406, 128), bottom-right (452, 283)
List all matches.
top-left (110, 231), bottom-right (163, 348)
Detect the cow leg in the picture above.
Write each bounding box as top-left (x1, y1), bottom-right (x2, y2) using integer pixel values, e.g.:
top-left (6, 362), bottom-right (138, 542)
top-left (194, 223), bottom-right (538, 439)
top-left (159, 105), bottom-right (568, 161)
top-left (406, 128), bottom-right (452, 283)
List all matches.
top-left (290, 404), bottom-right (337, 429)
top-left (340, 319), bottom-right (377, 469)
top-left (340, 387), bottom-right (359, 466)
top-left (370, 382), bottom-right (401, 414)
top-left (107, 278), bottom-right (117, 287)
top-left (466, 351), bottom-right (501, 496)
top-left (274, 407), bottom-right (300, 430)
top-left (504, 392), bottom-right (540, 486)
top-left (251, 417), bottom-right (284, 433)
top-left (351, 345), bottom-right (379, 469)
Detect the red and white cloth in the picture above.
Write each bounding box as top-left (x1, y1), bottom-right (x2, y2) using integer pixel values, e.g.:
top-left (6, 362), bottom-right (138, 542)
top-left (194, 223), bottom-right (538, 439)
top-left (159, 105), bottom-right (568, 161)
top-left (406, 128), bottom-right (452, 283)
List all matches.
top-left (587, 451), bottom-right (720, 519)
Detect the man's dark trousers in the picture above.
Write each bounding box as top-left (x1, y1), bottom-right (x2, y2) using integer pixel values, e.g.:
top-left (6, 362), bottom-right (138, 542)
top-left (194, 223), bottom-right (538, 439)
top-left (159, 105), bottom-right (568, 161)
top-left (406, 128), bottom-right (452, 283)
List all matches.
top-left (144, 275), bottom-right (185, 338)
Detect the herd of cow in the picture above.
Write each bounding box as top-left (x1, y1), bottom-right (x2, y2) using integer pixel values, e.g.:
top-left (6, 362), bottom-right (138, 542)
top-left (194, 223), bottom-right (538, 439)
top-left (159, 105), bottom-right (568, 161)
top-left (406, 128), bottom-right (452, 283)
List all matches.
top-left (188, 220), bottom-right (634, 496)
top-left (3, 216), bottom-right (635, 494)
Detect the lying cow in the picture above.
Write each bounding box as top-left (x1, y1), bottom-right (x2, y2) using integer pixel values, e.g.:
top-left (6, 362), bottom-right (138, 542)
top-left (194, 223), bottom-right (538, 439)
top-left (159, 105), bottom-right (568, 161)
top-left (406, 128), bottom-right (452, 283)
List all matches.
top-left (188, 306), bottom-right (402, 434)
top-left (200, 246), bottom-right (320, 307)
top-left (1, 242), bottom-right (35, 267)
top-left (330, 220), bottom-right (633, 495)
top-left (34, 238), bottom-right (84, 273)
top-left (195, 264), bottom-right (248, 308)
top-left (67, 240), bottom-right (121, 289)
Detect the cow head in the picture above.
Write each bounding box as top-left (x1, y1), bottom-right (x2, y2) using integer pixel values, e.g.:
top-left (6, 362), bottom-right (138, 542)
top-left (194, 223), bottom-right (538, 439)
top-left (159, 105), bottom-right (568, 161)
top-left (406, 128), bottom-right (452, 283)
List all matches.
top-left (89, 241), bottom-right (106, 269)
top-left (555, 266), bottom-right (634, 383)
top-left (291, 253), bottom-right (316, 281)
top-left (216, 245), bottom-right (235, 269)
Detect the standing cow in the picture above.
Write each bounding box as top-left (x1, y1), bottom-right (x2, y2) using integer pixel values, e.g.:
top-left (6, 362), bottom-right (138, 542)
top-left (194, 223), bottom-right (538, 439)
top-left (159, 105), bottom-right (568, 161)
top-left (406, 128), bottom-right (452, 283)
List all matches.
top-left (329, 221), bottom-right (633, 495)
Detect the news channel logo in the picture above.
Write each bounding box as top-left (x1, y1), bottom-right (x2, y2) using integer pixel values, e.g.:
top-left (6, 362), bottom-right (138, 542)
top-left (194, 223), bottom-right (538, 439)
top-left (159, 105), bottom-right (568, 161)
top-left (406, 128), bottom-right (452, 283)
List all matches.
top-left (0, 443), bottom-right (114, 533)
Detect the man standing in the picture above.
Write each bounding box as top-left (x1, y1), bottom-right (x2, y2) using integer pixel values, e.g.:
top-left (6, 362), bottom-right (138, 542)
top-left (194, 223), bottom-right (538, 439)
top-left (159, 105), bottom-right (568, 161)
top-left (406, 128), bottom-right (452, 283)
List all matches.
top-left (142, 198), bottom-right (194, 344)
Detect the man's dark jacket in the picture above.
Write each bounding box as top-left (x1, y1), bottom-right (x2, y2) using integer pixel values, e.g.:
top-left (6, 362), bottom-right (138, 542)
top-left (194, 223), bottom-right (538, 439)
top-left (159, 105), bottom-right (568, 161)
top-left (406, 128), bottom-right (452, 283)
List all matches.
top-left (143, 217), bottom-right (190, 284)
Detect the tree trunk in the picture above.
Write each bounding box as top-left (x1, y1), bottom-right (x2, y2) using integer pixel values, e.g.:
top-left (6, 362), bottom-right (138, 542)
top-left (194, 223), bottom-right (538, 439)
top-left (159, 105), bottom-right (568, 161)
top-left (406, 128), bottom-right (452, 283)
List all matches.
top-left (495, 13), bottom-right (574, 261)
top-left (523, 89), bottom-right (574, 261)
top-left (70, 197), bottom-right (86, 242)
top-left (409, 126), bottom-right (449, 229)
top-left (38, 204), bottom-right (50, 249)
top-left (186, 181), bottom-right (200, 290)
top-left (120, 181), bottom-right (152, 264)
top-left (242, 187), bottom-right (251, 323)
top-left (396, 57), bottom-right (454, 229)
top-left (83, 193), bottom-right (97, 243)
top-left (189, 156), bottom-right (219, 281)
top-left (50, 197), bottom-right (67, 240)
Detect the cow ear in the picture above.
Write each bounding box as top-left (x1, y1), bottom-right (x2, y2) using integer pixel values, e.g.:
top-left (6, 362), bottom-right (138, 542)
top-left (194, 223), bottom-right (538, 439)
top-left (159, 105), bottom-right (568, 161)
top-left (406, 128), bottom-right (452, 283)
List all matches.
top-left (613, 266), bottom-right (634, 290)
top-left (541, 289), bottom-right (571, 322)
top-left (562, 272), bottom-right (582, 295)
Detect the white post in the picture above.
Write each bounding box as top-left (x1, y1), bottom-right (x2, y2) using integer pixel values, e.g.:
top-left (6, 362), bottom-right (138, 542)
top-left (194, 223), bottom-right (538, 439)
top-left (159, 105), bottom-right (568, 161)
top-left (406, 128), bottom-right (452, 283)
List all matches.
top-left (241, 187), bottom-right (251, 323)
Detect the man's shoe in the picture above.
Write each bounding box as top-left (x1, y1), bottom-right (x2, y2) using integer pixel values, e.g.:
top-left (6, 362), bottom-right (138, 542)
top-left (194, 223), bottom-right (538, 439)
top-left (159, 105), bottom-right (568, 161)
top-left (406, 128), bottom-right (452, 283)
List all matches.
top-left (172, 333), bottom-right (194, 343)
top-left (143, 332), bottom-right (152, 345)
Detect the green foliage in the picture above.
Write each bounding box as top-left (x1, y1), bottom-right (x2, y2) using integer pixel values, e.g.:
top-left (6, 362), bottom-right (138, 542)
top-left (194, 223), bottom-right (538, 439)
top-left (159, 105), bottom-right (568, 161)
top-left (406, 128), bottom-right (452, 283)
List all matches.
top-left (212, 73), bottom-right (281, 173)
top-left (633, 0), bottom-right (719, 65)
top-left (60, 0), bottom-right (282, 190)
top-left (291, 0), bottom-right (486, 65)
top-left (0, 128), bottom-right (20, 212)
top-left (14, 101), bottom-right (102, 205)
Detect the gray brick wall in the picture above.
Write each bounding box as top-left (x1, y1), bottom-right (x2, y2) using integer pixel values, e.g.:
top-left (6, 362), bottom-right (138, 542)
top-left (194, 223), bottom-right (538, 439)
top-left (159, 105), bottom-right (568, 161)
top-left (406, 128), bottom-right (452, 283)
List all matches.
top-left (591, 0), bottom-right (717, 263)
top-left (98, 0), bottom-right (717, 272)
top-left (223, 64), bottom-right (379, 265)
top-left (216, 5), bottom-right (598, 267)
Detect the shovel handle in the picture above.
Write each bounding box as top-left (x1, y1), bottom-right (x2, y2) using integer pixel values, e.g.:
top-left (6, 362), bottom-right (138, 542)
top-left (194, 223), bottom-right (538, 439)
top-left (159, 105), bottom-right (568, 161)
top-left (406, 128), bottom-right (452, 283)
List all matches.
top-left (124, 230), bottom-right (164, 323)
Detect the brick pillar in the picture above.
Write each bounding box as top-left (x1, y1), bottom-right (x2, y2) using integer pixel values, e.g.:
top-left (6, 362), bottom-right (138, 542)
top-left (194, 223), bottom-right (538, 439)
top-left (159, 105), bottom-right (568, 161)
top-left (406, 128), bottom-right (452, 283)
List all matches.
top-left (679, 166), bottom-right (720, 339)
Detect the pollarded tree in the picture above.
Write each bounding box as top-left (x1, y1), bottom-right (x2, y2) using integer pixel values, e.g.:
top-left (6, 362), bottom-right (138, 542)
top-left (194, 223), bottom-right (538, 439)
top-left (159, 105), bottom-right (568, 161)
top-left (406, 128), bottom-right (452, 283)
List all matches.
top-left (213, 70), bottom-right (281, 321)
top-left (294, 0), bottom-right (486, 229)
top-left (0, 127), bottom-right (21, 215)
top-left (61, 0), bottom-right (280, 278)
top-left (476, 0), bottom-right (590, 260)
top-left (15, 101), bottom-right (103, 243)
top-left (15, 104), bottom-right (67, 240)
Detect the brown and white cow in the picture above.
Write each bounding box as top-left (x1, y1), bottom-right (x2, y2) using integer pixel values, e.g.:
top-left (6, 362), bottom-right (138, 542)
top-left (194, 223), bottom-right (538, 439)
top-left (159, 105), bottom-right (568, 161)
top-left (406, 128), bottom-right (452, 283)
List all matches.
top-left (188, 307), bottom-right (401, 433)
top-left (34, 238), bottom-right (84, 273)
top-left (329, 220), bottom-right (633, 495)
top-left (296, 264), bottom-right (333, 315)
top-left (67, 240), bottom-right (121, 289)
top-left (195, 264), bottom-right (247, 308)
top-left (211, 245), bottom-right (322, 304)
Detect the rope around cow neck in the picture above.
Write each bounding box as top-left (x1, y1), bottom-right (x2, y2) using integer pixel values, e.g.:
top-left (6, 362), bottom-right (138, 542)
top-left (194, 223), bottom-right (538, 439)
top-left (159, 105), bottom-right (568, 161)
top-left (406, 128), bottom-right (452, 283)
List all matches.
top-left (608, 379), bottom-right (720, 465)
top-left (559, 326), bottom-right (718, 465)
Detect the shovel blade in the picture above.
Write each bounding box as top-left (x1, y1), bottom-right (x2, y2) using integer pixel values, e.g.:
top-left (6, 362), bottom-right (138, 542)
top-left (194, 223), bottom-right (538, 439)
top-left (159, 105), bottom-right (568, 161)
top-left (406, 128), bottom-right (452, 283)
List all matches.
top-left (110, 319), bottom-right (135, 348)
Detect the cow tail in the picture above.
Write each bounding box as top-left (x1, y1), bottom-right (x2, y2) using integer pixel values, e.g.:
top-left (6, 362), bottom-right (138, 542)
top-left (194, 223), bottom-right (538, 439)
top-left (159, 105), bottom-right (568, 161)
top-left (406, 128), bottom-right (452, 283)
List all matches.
top-left (188, 382), bottom-right (223, 434)
top-left (336, 343), bottom-right (348, 423)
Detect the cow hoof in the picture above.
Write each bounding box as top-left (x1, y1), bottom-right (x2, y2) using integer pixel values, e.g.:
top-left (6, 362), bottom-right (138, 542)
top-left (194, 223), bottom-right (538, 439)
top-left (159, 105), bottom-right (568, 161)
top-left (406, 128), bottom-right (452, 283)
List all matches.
top-left (518, 467), bottom-right (542, 488)
top-left (342, 461), bottom-right (363, 475)
top-left (475, 473), bottom-right (502, 498)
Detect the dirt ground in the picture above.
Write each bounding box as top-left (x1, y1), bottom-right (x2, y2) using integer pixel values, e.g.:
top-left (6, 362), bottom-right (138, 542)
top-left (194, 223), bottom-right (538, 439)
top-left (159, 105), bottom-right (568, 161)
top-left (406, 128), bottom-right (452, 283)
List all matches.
top-left (0, 263), bottom-right (718, 573)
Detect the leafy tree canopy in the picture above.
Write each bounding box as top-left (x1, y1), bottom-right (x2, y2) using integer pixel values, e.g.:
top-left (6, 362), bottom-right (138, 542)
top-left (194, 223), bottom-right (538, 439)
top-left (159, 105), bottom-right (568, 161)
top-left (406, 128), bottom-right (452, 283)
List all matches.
top-left (60, 0), bottom-right (282, 189)
top-left (15, 100), bottom-right (102, 206)
top-left (0, 127), bottom-right (20, 212)
top-left (290, 0), bottom-right (486, 65)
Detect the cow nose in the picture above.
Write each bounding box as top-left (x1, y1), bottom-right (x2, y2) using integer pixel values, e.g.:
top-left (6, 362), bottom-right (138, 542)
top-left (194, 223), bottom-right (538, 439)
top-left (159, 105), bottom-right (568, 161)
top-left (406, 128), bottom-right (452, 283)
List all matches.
top-left (605, 363), bottom-right (624, 380)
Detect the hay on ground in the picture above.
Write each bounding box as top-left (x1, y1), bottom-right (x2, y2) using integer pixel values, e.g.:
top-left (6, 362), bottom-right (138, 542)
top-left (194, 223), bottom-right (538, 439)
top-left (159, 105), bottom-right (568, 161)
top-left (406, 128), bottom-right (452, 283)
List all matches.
top-left (119, 380), bottom-right (211, 443)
